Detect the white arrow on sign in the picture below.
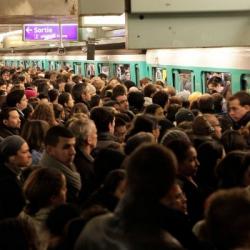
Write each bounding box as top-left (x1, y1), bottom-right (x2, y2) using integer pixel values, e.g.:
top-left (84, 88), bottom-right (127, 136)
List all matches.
top-left (25, 27), bottom-right (33, 33)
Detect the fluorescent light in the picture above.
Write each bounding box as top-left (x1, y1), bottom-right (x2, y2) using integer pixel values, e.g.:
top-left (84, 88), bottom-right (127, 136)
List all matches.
top-left (0, 30), bottom-right (22, 42)
top-left (81, 13), bottom-right (125, 27)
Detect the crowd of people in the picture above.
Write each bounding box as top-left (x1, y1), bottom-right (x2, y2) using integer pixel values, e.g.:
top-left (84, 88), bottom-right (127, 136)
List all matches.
top-left (0, 65), bottom-right (250, 250)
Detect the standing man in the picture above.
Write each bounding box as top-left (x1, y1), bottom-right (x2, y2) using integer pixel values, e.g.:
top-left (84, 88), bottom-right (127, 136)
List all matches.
top-left (0, 107), bottom-right (21, 138)
top-left (39, 126), bottom-right (81, 203)
top-left (228, 91), bottom-right (250, 130)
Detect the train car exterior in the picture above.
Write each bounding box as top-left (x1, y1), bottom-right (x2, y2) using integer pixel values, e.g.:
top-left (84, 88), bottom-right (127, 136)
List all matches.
top-left (0, 50), bottom-right (147, 86)
top-left (2, 47), bottom-right (250, 94)
top-left (146, 48), bottom-right (250, 94)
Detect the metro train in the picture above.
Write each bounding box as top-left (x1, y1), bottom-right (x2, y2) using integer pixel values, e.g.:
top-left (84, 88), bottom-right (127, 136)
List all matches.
top-left (1, 47), bottom-right (250, 94)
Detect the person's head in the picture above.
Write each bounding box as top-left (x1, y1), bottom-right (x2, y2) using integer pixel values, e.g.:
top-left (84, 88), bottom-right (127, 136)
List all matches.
top-left (205, 188), bottom-right (250, 250)
top-left (196, 140), bottom-right (224, 186)
top-left (207, 76), bottom-right (223, 94)
top-left (0, 135), bottom-right (32, 168)
top-left (124, 132), bottom-right (155, 155)
top-left (90, 107), bottom-right (115, 134)
top-left (0, 217), bottom-right (39, 250)
top-left (198, 94), bottom-right (214, 113)
top-left (21, 120), bottom-right (50, 151)
top-left (58, 92), bottom-right (74, 109)
top-left (48, 88), bottom-right (59, 103)
top-left (127, 91), bottom-right (145, 114)
top-left (221, 129), bottom-right (247, 153)
top-left (175, 108), bottom-right (194, 125)
top-left (126, 114), bottom-right (160, 141)
top-left (161, 182), bottom-right (187, 215)
top-left (143, 83), bottom-right (157, 98)
top-left (6, 89), bottom-right (28, 111)
top-left (94, 148), bottom-right (125, 186)
top-left (114, 116), bottom-right (127, 143)
top-left (0, 107), bottom-right (21, 129)
top-left (203, 113), bottom-right (222, 139)
top-left (112, 85), bottom-right (129, 112)
top-left (31, 103), bottom-right (57, 127)
top-left (144, 104), bottom-right (165, 120)
top-left (124, 144), bottom-right (176, 202)
top-left (23, 168), bottom-right (67, 214)
top-left (152, 90), bottom-right (169, 110)
top-left (228, 91), bottom-right (250, 122)
top-left (192, 115), bottom-right (215, 137)
top-left (45, 126), bottom-right (76, 167)
top-left (216, 150), bottom-right (248, 189)
top-left (70, 102), bottom-right (89, 117)
top-left (102, 169), bottom-right (127, 200)
top-left (165, 139), bottom-right (199, 177)
top-left (72, 83), bottom-right (91, 103)
top-left (67, 118), bottom-right (97, 151)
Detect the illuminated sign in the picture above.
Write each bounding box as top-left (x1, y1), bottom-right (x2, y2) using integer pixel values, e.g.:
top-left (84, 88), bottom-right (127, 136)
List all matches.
top-left (23, 24), bottom-right (78, 41)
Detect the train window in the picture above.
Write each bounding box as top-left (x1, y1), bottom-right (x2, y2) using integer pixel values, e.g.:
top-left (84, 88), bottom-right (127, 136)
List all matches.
top-left (85, 63), bottom-right (95, 78)
top-left (114, 64), bottom-right (130, 81)
top-left (73, 62), bottom-right (82, 75)
top-left (203, 71), bottom-right (231, 95)
top-left (98, 63), bottom-right (110, 77)
top-left (241, 74), bottom-right (250, 92)
top-left (173, 70), bottom-right (193, 92)
top-left (49, 61), bottom-right (55, 71)
top-left (152, 67), bottom-right (167, 82)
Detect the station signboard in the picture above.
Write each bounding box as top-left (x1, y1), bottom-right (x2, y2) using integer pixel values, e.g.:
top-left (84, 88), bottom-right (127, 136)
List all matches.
top-left (23, 24), bottom-right (78, 41)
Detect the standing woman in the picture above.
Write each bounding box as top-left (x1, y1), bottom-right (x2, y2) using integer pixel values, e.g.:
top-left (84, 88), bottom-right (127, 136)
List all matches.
top-left (31, 103), bottom-right (59, 127)
top-left (163, 139), bottom-right (202, 225)
top-left (58, 92), bottom-right (74, 122)
top-left (21, 167), bottom-right (67, 250)
top-left (21, 120), bottom-right (50, 165)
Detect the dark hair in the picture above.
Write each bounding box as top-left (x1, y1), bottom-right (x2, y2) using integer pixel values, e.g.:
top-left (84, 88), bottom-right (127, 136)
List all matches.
top-left (48, 89), bottom-right (59, 103)
top-left (58, 92), bottom-right (71, 107)
top-left (94, 148), bottom-right (125, 186)
top-left (221, 129), bottom-right (247, 153)
top-left (72, 83), bottom-right (87, 103)
top-left (21, 120), bottom-right (50, 151)
top-left (164, 139), bottom-right (192, 165)
top-left (127, 91), bottom-right (145, 114)
top-left (90, 107), bottom-right (114, 133)
top-left (0, 217), bottom-right (39, 250)
top-left (143, 83), bottom-right (157, 97)
top-left (144, 104), bottom-right (162, 116)
top-left (45, 126), bottom-right (74, 146)
top-left (216, 151), bottom-right (248, 189)
top-left (6, 90), bottom-right (25, 107)
top-left (111, 84), bottom-right (127, 101)
top-left (205, 188), bottom-right (250, 250)
top-left (229, 91), bottom-right (250, 106)
top-left (152, 90), bottom-right (169, 108)
top-left (0, 107), bottom-right (18, 122)
top-left (125, 144), bottom-right (176, 200)
top-left (23, 167), bottom-right (65, 215)
top-left (124, 132), bottom-right (155, 155)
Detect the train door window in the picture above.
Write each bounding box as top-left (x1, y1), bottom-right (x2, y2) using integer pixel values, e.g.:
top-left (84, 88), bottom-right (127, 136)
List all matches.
top-left (49, 61), bottom-right (55, 71)
top-left (85, 63), bottom-right (95, 78)
top-left (98, 63), bottom-right (110, 78)
top-left (114, 64), bottom-right (130, 81)
top-left (73, 62), bottom-right (82, 75)
top-left (152, 67), bottom-right (167, 82)
top-left (241, 74), bottom-right (250, 92)
top-left (174, 70), bottom-right (193, 92)
top-left (203, 71), bottom-right (231, 94)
